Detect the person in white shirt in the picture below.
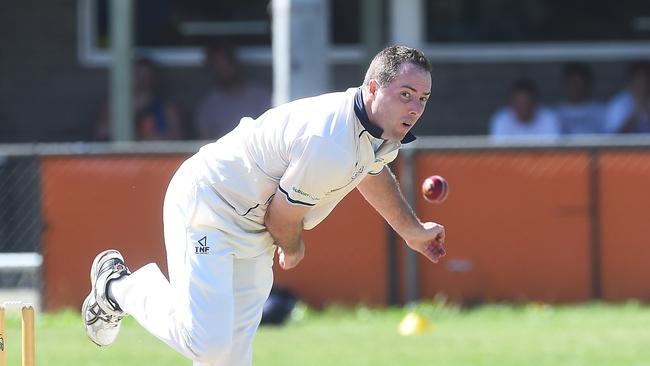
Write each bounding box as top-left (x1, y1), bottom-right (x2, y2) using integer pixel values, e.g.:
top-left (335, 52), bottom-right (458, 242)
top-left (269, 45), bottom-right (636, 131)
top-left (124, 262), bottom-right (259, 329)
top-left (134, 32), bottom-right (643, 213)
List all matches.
top-left (604, 61), bottom-right (650, 134)
top-left (489, 79), bottom-right (561, 140)
top-left (554, 63), bottom-right (606, 134)
top-left (81, 45), bottom-right (446, 366)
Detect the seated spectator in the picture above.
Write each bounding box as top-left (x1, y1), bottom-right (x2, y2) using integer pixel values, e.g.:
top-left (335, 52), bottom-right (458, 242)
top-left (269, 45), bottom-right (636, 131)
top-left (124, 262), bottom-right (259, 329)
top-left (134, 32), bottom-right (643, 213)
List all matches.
top-left (94, 57), bottom-right (183, 141)
top-left (554, 63), bottom-right (606, 134)
top-left (489, 79), bottom-right (561, 139)
top-left (604, 61), bottom-right (650, 133)
top-left (194, 43), bottom-right (271, 140)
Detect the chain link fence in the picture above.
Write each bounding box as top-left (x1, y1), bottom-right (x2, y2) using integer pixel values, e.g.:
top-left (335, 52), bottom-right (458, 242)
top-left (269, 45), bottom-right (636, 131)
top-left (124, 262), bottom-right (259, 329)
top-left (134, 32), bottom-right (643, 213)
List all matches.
top-left (0, 155), bottom-right (43, 308)
top-left (2, 137), bottom-right (650, 310)
top-left (0, 142), bottom-right (199, 310)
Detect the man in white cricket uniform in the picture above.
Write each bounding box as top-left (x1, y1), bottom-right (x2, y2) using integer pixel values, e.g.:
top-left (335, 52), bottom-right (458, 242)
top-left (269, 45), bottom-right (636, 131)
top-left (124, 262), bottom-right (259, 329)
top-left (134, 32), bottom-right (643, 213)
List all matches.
top-left (82, 45), bottom-right (446, 365)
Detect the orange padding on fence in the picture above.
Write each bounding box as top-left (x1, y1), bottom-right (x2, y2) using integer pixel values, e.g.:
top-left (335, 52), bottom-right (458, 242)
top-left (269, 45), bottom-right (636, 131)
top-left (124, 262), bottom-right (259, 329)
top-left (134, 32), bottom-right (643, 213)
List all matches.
top-left (41, 156), bottom-right (186, 310)
top-left (413, 152), bottom-right (593, 303)
top-left (599, 152), bottom-right (650, 301)
top-left (39, 150), bottom-right (650, 310)
top-left (40, 156), bottom-right (387, 310)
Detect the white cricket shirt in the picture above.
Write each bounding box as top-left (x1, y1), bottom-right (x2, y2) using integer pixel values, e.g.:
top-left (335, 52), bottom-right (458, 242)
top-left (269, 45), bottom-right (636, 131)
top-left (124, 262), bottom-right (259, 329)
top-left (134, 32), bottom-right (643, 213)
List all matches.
top-left (194, 87), bottom-right (415, 230)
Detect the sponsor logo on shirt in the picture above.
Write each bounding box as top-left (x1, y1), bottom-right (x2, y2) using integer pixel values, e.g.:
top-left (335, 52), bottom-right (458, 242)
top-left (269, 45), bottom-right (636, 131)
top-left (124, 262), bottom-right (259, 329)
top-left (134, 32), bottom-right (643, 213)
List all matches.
top-left (292, 187), bottom-right (321, 201)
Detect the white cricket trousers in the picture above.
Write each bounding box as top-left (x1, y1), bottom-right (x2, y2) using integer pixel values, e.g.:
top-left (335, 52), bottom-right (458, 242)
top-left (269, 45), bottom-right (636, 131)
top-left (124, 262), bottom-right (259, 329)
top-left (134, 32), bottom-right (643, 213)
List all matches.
top-left (111, 157), bottom-right (276, 365)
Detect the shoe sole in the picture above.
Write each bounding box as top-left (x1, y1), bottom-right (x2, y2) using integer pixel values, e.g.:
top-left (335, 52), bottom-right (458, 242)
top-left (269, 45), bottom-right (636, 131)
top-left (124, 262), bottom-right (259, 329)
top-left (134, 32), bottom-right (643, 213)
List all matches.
top-left (81, 293), bottom-right (105, 347)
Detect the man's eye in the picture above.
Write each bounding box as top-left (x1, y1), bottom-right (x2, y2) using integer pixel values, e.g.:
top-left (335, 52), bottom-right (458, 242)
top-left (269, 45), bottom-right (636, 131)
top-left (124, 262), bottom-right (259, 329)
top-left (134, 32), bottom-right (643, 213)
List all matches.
top-left (401, 92), bottom-right (411, 98)
top-left (420, 97), bottom-right (429, 103)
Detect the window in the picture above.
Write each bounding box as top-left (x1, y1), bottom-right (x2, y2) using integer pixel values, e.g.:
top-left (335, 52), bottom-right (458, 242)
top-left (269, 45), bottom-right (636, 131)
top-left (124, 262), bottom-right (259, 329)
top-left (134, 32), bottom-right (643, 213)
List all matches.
top-left (80, 0), bottom-right (650, 66)
top-left (426, 0), bottom-right (650, 42)
top-left (423, 0), bottom-right (650, 61)
top-left (78, 0), bottom-right (362, 67)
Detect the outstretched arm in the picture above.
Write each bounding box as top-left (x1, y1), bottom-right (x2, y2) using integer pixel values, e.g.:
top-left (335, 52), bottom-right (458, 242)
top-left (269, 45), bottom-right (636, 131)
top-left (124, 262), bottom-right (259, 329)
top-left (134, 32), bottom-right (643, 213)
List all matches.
top-left (356, 167), bottom-right (446, 263)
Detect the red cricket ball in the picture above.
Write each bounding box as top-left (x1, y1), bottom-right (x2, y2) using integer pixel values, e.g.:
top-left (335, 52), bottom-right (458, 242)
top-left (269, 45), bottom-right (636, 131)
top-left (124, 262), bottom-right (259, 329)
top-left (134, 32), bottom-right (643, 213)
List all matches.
top-left (421, 175), bottom-right (449, 203)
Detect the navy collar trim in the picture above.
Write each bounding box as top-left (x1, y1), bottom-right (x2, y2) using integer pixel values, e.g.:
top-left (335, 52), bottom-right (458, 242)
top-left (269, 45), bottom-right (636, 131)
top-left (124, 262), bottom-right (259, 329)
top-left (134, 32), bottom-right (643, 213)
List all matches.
top-left (353, 88), bottom-right (416, 144)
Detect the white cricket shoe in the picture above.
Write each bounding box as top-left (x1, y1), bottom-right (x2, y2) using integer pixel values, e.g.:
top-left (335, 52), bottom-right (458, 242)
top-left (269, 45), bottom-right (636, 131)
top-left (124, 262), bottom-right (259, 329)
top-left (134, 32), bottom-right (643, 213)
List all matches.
top-left (82, 249), bottom-right (131, 346)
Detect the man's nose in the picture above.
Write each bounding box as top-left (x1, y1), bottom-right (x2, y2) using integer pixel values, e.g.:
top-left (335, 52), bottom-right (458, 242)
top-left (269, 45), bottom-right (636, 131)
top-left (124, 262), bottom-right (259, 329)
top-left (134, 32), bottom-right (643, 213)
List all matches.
top-left (409, 101), bottom-right (424, 116)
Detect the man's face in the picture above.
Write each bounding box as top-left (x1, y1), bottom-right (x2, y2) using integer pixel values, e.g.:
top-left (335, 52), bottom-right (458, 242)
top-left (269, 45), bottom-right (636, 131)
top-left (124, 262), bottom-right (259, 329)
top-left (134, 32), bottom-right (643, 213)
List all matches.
top-left (511, 90), bottom-right (536, 123)
top-left (564, 74), bottom-right (589, 103)
top-left (630, 69), bottom-right (649, 98)
top-left (134, 63), bottom-right (155, 92)
top-left (368, 63), bottom-right (432, 141)
top-left (209, 52), bottom-right (238, 85)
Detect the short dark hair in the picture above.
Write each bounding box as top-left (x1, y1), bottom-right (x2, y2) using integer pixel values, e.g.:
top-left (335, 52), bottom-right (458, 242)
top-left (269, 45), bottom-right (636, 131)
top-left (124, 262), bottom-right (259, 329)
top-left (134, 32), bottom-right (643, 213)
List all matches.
top-left (563, 62), bottom-right (593, 84)
top-left (511, 78), bottom-right (538, 98)
top-left (205, 42), bottom-right (237, 64)
top-left (363, 45), bottom-right (432, 87)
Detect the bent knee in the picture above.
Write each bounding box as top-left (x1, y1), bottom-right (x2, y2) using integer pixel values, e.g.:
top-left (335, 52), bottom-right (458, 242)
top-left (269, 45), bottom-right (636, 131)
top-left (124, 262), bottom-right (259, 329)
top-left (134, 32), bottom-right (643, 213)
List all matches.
top-left (183, 329), bottom-right (233, 362)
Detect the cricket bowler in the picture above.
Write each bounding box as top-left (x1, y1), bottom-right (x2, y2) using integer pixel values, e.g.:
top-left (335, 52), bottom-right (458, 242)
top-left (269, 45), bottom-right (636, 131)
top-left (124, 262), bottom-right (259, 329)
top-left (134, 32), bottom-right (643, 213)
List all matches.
top-left (82, 45), bottom-right (446, 366)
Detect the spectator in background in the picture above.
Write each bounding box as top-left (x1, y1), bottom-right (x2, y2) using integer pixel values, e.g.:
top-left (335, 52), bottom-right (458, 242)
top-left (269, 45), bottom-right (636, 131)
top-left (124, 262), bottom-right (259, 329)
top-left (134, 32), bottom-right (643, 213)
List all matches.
top-left (194, 43), bottom-right (271, 140)
top-left (555, 63), bottom-right (606, 134)
top-left (489, 78), bottom-right (561, 139)
top-left (605, 61), bottom-right (650, 133)
top-left (94, 58), bottom-right (184, 141)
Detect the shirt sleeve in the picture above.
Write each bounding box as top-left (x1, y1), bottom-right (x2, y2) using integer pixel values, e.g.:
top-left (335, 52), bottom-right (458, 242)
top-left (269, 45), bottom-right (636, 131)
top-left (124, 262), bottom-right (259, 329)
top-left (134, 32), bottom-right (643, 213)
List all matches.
top-left (605, 94), bottom-right (632, 133)
top-left (279, 136), bottom-right (345, 206)
top-left (489, 108), bottom-right (509, 136)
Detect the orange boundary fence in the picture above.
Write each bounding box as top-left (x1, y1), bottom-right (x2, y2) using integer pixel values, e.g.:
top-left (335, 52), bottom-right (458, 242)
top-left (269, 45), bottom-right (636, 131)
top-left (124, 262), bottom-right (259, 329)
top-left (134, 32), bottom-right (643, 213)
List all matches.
top-left (13, 140), bottom-right (649, 309)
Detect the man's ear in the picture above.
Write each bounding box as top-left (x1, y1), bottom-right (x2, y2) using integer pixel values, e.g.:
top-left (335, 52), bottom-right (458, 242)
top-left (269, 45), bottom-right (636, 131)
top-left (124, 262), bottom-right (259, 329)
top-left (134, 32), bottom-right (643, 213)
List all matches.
top-left (368, 79), bottom-right (379, 97)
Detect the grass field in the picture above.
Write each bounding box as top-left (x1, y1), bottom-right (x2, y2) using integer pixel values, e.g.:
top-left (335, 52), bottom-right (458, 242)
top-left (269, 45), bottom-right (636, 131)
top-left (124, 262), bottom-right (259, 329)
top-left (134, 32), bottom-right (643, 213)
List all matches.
top-left (2, 301), bottom-right (650, 365)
